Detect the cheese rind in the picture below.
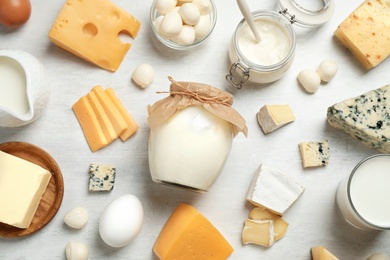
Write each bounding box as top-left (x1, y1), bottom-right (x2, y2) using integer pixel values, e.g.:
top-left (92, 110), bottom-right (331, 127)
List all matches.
top-left (327, 85), bottom-right (390, 153)
top-left (311, 246), bottom-right (339, 260)
top-left (153, 204), bottom-right (234, 259)
top-left (0, 151), bottom-right (51, 229)
top-left (48, 0), bottom-right (141, 72)
top-left (242, 219), bottom-right (274, 247)
top-left (299, 140), bottom-right (330, 168)
top-left (247, 163), bottom-right (305, 216)
top-left (88, 164), bottom-right (116, 192)
top-left (257, 105), bottom-right (295, 134)
top-left (334, 0), bottom-right (390, 69)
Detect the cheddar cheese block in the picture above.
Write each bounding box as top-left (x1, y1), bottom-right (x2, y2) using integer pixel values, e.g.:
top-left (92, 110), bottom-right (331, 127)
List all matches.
top-left (153, 204), bottom-right (234, 259)
top-left (334, 0), bottom-right (390, 69)
top-left (48, 0), bottom-right (141, 72)
top-left (0, 151), bottom-right (51, 229)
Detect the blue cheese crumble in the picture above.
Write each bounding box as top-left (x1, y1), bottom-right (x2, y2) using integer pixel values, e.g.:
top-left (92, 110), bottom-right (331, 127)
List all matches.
top-left (88, 164), bottom-right (116, 192)
top-left (299, 140), bottom-right (330, 168)
top-left (327, 85), bottom-right (390, 153)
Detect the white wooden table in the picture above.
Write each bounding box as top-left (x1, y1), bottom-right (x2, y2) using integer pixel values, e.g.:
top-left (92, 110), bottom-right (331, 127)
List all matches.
top-left (1, 0), bottom-right (390, 259)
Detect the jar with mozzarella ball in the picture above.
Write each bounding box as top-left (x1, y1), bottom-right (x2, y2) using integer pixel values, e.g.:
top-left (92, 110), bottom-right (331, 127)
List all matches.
top-left (150, 0), bottom-right (217, 50)
top-left (226, 0), bottom-right (335, 89)
top-left (147, 77), bottom-right (247, 192)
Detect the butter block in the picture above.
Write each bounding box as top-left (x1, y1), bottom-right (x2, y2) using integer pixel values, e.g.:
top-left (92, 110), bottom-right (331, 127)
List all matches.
top-left (257, 105), bottom-right (295, 134)
top-left (0, 151), bottom-right (51, 229)
top-left (299, 140), bottom-right (330, 168)
top-left (48, 0), bottom-right (141, 72)
top-left (153, 204), bottom-right (234, 259)
top-left (334, 0), bottom-right (390, 69)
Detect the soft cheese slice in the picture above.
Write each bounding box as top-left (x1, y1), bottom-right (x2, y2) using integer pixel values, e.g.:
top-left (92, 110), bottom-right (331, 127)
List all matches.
top-left (87, 91), bottom-right (117, 144)
top-left (247, 163), bottom-right (305, 216)
top-left (249, 207), bottom-right (288, 241)
top-left (92, 85), bottom-right (127, 137)
top-left (311, 246), bottom-right (339, 260)
top-left (0, 151), bottom-right (51, 229)
top-left (48, 0), bottom-right (141, 72)
top-left (153, 204), bottom-right (234, 259)
top-left (299, 140), bottom-right (330, 168)
top-left (257, 105), bottom-right (295, 134)
top-left (242, 219), bottom-right (274, 247)
top-left (334, 0), bottom-right (390, 69)
top-left (72, 96), bottom-right (108, 152)
top-left (327, 85), bottom-right (390, 153)
top-left (105, 88), bottom-right (138, 141)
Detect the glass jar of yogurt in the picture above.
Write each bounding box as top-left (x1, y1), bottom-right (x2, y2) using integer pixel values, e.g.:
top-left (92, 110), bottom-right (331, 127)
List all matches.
top-left (147, 77), bottom-right (247, 192)
top-left (226, 0), bottom-right (335, 89)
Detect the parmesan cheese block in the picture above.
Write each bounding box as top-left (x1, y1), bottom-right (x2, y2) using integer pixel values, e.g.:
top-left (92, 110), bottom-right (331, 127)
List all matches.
top-left (334, 0), bottom-right (390, 69)
top-left (48, 0), bottom-right (141, 72)
top-left (153, 204), bottom-right (234, 259)
top-left (257, 105), bottom-right (295, 134)
top-left (242, 219), bottom-right (274, 247)
top-left (311, 246), bottom-right (339, 260)
top-left (0, 151), bottom-right (51, 229)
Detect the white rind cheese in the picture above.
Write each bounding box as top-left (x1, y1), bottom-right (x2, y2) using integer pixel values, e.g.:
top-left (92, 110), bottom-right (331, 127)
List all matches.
top-left (327, 85), bottom-right (390, 153)
top-left (299, 140), bottom-right (330, 168)
top-left (246, 163), bottom-right (305, 216)
top-left (88, 164), bottom-right (116, 191)
top-left (257, 105), bottom-right (295, 134)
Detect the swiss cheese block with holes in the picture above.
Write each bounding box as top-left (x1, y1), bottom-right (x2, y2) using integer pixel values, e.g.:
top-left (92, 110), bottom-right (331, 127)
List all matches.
top-left (48, 0), bottom-right (141, 72)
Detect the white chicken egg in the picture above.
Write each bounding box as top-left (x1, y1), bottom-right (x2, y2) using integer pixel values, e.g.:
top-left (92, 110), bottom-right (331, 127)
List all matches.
top-left (99, 194), bottom-right (144, 248)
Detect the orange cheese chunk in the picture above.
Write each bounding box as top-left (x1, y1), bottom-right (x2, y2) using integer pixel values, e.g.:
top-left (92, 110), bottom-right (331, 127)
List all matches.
top-left (92, 85), bottom-right (127, 137)
top-left (311, 246), bottom-right (339, 260)
top-left (72, 96), bottom-right (108, 152)
top-left (48, 0), bottom-right (141, 72)
top-left (105, 88), bottom-right (138, 141)
top-left (153, 204), bottom-right (234, 260)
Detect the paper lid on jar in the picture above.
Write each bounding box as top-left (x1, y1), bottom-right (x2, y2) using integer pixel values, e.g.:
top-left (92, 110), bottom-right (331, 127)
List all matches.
top-left (278, 0), bottom-right (334, 27)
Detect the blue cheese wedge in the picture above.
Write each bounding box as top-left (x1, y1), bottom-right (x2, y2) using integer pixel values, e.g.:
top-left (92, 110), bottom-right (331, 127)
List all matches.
top-left (327, 85), bottom-right (390, 153)
top-left (88, 164), bottom-right (116, 191)
top-left (299, 140), bottom-right (330, 168)
top-left (246, 163), bottom-right (305, 216)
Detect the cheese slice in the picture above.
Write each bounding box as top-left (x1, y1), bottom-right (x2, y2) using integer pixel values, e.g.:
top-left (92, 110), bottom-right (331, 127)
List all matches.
top-left (87, 91), bottom-right (117, 144)
top-left (153, 204), bottom-right (234, 259)
top-left (311, 246), bottom-right (339, 260)
top-left (72, 96), bottom-right (108, 152)
top-left (247, 163), bottom-right (305, 216)
top-left (242, 219), bottom-right (274, 247)
top-left (105, 88), bottom-right (138, 141)
top-left (257, 105), bottom-right (295, 134)
top-left (299, 140), bottom-right (330, 168)
top-left (48, 0), bottom-right (141, 72)
top-left (334, 0), bottom-right (390, 69)
top-left (92, 85), bottom-right (127, 136)
top-left (249, 207), bottom-right (288, 241)
top-left (0, 151), bottom-right (51, 229)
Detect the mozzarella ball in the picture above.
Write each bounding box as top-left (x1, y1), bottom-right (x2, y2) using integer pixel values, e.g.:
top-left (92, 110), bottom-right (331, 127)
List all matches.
top-left (155, 0), bottom-right (178, 14)
top-left (172, 25), bottom-right (196, 45)
top-left (367, 253), bottom-right (390, 260)
top-left (179, 3), bottom-right (200, 25)
top-left (160, 11), bottom-right (183, 38)
top-left (317, 60), bottom-right (338, 82)
top-left (298, 69), bottom-right (321, 93)
top-left (192, 0), bottom-right (212, 14)
top-left (132, 64), bottom-right (155, 88)
top-left (64, 207), bottom-right (89, 229)
top-left (65, 242), bottom-right (89, 260)
top-left (194, 15), bottom-right (211, 39)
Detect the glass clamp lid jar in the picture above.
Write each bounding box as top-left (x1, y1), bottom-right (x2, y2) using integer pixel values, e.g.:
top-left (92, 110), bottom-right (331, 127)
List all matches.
top-left (147, 77), bottom-right (248, 192)
top-left (226, 0), bottom-right (335, 89)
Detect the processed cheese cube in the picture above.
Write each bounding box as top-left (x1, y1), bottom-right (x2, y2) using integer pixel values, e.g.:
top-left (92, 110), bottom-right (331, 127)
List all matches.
top-left (153, 204), bottom-right (234, 259)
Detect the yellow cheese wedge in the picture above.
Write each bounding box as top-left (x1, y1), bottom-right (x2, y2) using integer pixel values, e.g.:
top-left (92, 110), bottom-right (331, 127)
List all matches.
top-left (0, 151), bottom-right (51, 229)
top-left (105, 88), bottom-right (138, 141)
top-left (311, 246), bottom-right (339, 260)
top-left (334, 0), bottom-right (390, 69)
top-left (242, 219), bottom-right (274, 247)
top-left (92, 85), bottom-right (127, 137)
top-left (48, 0), bottom-right (141, 72)
top-left (249, 207), bottom-right (289, 241)
top-left (72, 96), bottom-right (108, 152)
top-left (153, 204), bottom-right (234, 260)
top-left (87, 91), bottom-right (117, 144)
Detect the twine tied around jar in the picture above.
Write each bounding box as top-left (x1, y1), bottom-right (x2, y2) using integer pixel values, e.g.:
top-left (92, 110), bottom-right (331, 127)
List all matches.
top-left (147, 77), bottom-right (248, 137)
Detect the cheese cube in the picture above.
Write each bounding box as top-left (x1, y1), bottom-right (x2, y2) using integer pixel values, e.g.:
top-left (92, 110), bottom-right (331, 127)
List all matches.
top-left (153, 204), bottom-right (234, 259)
top-left (311, 246), bottom-right (339, 260)
top-left (257, 105), bottom-right (295, 134)
top-left (334, 0), bottom-right (390, 69)
top-left (0, 151), bottom-right (51, 229)
top-left (299, 140), bottom-right (330, 168)
top-left (48, 0), bottom-right (141, 72)
top-left (247, 164), bottom-right (305, 216)
top-left (88, 164), bottom-right (116, 192)
top-left (242, 219), bottom-right (274, 247)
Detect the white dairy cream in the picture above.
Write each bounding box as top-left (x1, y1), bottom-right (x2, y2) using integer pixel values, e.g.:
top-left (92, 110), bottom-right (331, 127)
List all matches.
top-left (148, 105), bottom-right (233, 192)
top-left (0, 57), bottom-right (29, 115)
top-left (336, 155), bottom-right (390, 230)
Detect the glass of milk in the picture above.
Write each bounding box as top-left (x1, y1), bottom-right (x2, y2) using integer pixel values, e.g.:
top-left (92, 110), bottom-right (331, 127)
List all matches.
top-left (336, 155), bottom-right (390, 230)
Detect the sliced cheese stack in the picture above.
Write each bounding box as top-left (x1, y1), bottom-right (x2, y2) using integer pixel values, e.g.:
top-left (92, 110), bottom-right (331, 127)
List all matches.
top-left (0, 151), bottom-right (52, 229)
top-left (153, 204), bottom-right (234, 259)
top-left (72, 86), bottom-right (138, 152)
top-left (311, 246), bottom-right (339, 260)
top-left (334, 0), bottom-right (390, 69)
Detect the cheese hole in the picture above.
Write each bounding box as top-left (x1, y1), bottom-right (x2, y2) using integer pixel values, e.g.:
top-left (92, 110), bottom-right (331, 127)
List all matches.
top-left (83, 23), bottom-right (98, 37)
top-left (118, 30), bottom-right (133, 44)
top-left (112, 11), bottom-right (120, 20)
